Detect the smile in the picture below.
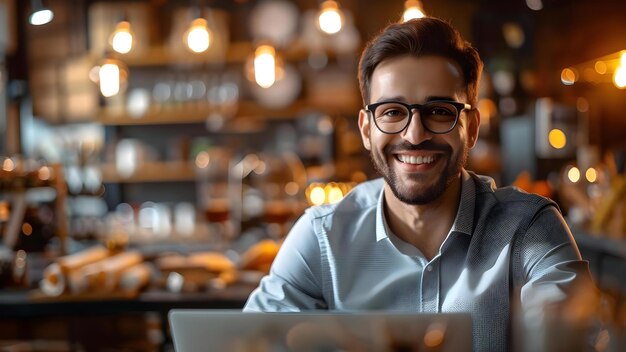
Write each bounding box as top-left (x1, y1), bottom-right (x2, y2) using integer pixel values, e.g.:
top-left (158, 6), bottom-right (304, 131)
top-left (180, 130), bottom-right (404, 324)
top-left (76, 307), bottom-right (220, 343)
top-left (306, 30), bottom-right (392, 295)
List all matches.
top-left (395, 154), bottom-right (437, 165)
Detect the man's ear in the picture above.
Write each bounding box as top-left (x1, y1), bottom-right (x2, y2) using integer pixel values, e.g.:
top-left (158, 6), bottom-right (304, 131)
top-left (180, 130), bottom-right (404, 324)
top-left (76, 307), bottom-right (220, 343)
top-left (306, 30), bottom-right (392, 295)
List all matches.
top-left (358, 109), bottom-right (372, 151)
top-left (467, 108), bottom-right (480, 148)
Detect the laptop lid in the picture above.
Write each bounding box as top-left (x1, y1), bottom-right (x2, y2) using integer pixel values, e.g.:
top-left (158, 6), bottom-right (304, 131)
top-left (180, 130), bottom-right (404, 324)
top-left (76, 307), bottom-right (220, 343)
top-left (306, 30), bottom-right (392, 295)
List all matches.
top-left (169, 309), bottom-right (472, 352)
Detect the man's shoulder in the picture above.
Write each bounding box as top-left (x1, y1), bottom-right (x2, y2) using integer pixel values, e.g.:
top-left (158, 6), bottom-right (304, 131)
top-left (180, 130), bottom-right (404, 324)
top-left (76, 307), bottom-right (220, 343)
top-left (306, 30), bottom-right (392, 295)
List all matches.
top-left (469, 171), bottom-right (557, 214)
top-left (469, 172), bottom-right (555, 205)
top-left (304, 178), bottom-right (383, 220)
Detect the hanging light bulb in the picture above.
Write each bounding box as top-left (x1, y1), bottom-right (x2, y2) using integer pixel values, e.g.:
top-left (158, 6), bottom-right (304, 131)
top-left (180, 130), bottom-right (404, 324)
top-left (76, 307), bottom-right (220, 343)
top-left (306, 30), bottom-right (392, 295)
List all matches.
top-left (318, 0), bottom-right (344, 35)
top-left (91, 58), bottom-right (128, 98)
top-left (614, 66), bottom-right (626, 89)
top-left (29, 0), bottom-right (54, 26)
top-left (110, 20), bottom-right (134, 54)
top-left (99, 63), bottom-right (121, 97)
top-left (402, 0), bottom-right (426, 22)
top-left (254, 44), bottom-right (278, 88)
top-left (185, 18), bottom-right (212, 53)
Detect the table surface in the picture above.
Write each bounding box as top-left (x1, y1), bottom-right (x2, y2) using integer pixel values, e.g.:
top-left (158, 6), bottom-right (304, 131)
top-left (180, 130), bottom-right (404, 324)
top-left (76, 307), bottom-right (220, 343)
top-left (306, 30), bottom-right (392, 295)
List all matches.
top-left (0, 285), bottom-right (254, 318)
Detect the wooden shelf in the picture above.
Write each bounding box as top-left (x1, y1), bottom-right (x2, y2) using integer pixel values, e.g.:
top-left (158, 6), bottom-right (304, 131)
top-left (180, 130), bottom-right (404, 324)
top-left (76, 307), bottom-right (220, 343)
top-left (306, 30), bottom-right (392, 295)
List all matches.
top-left (109, 41), bottom-right (316, 67)
top-left (100, 161), bottom-right (196, 183)
top-left (97, 100), bottom-right (356, 126)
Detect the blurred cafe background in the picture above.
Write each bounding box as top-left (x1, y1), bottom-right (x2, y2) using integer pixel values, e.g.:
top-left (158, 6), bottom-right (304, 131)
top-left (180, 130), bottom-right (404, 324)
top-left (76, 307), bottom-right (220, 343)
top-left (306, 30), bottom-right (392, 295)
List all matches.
top-left (0, 0), bottom-right (625, 350)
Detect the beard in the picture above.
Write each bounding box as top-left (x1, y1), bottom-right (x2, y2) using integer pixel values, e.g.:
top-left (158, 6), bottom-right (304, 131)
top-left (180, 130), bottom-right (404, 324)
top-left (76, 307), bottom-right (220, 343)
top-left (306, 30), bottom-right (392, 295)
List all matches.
top-left (369, 139), bottom-right (468, 205)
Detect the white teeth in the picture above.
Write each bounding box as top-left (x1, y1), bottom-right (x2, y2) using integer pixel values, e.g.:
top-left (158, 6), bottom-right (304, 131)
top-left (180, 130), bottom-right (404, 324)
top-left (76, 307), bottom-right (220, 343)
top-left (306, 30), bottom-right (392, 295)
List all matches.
top-left (398, 155), bottom-right (435, 165)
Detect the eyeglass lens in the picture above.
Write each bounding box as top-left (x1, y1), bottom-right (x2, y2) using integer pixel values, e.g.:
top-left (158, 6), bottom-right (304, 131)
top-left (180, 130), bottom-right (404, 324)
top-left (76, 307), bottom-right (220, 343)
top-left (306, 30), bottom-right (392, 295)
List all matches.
top-left (372, 101), bottom-right (459, 133)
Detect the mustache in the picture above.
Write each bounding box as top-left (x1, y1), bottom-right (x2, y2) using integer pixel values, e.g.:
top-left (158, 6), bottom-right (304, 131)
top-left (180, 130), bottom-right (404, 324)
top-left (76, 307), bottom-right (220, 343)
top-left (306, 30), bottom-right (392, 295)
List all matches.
top-left (384, 140), bottom-right (452, 154)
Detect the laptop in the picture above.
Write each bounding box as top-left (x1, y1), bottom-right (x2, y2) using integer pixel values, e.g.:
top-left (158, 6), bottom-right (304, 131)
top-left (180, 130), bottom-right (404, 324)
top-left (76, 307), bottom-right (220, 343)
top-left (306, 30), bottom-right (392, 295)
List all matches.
top-left (169, 309), bottom-right (472, 352)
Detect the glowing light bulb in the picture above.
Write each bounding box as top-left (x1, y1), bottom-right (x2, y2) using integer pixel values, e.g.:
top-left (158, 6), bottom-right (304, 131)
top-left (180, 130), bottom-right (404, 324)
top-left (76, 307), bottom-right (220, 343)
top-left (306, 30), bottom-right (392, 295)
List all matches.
top-left (99, 63), bottom-right (121, 97)
top-left (29, 8), bottom-right (54, 26)
top-left (560, 68), bottom-right (577, 85)
top-left (613, 66), bottom-right (626, 89)
top-left (403, 0), bottom-right (425, 22)
top-left (185, 18), bottom-right (211, 53)
top-left (585, 168), bottom-right (597, 183)
top-left (254, 45), bottom-right (277, 88)
top-left (309, 186), bottom-right (326, 205)
top-left (567, 167), bottom-right (580, 183)
top-left (327, 186), bottom-right (344, 204)
top-left (110, 21), bottom-right (133, 54)
top-left (621, 50), bottom-right (626, 66)
top-left (548, 129), bottom-right (567, 149)
top-left (318, 0), bottom-right (344, 34)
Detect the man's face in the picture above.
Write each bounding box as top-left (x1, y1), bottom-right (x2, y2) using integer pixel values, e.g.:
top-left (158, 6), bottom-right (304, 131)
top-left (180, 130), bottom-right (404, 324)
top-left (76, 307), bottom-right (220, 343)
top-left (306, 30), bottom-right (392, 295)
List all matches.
top-left (358, 55), bottom-right (479, 205)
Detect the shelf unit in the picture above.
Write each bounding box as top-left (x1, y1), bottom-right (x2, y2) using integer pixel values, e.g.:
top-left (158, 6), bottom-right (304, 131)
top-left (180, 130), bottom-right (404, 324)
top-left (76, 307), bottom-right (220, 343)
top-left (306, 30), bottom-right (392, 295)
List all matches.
top-left (107, 41), bottom-right (320, 67)
top-left (97, 100), bottom-right (357, 126)
top-left (0, 164), bottom-right (69, 254)
top-left (100, 161), bottom-right (196, 184)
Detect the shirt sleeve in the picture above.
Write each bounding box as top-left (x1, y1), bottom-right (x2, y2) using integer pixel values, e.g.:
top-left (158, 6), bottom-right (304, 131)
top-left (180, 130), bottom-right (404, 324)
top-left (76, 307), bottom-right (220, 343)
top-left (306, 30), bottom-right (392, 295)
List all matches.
top-left (243, 211), bottom-right (327, 312)
top-left (518, 205), bottom-right (598, 349)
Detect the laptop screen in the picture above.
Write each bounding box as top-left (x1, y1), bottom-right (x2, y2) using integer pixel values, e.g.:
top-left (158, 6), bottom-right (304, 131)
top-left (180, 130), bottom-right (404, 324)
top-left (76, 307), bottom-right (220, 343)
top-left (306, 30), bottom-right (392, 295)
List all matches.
top-left (169, 309), bottom-right (472, 351)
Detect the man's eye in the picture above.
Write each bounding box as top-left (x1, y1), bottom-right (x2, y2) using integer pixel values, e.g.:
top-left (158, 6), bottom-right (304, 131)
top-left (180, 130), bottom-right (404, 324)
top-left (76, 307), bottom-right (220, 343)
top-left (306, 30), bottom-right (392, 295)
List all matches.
top-left (429, 107), bottom-right (455, 116)
top-left (383, 109), bottom-right (404, 117)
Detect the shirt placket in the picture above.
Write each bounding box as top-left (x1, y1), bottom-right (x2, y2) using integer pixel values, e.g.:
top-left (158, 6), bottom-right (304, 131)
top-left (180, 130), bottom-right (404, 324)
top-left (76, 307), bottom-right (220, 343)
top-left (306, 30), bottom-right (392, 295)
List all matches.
top-left (420, 256), bottom-right (440, 312)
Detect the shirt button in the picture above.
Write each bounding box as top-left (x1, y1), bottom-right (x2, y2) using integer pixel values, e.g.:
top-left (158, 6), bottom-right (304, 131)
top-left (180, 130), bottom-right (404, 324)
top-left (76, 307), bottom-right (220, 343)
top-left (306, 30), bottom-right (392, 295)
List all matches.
top-left (427, 266), bottom-right (433, 272)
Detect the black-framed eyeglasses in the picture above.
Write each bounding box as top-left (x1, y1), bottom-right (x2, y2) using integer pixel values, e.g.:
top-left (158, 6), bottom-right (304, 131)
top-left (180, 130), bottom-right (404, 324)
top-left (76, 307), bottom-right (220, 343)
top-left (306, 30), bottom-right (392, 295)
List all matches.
top-left (365, 100), bottom-right (472, 134)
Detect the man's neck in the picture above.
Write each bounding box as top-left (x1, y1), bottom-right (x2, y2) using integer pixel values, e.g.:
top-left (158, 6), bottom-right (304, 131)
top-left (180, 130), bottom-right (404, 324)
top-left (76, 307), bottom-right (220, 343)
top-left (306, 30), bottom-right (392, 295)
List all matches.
top-left (383, 174), bottom-right (462, 261)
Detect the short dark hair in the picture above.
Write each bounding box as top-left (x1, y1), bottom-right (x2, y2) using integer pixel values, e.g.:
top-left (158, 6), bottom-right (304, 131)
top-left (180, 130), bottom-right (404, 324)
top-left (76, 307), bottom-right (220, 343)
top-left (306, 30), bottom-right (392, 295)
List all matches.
top-left (358, 17), bottom-right (483, 106)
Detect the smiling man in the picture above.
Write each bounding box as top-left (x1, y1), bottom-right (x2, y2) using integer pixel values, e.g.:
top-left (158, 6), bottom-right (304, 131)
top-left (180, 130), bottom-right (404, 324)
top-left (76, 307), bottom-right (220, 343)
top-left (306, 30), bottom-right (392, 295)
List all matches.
top-left (244, 17), bottom-right (593, 351)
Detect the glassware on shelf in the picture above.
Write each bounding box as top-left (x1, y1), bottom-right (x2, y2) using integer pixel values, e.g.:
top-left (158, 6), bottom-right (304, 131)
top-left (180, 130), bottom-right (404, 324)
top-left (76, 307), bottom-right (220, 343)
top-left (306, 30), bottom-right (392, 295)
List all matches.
top-left (195, 146), bottom-right (235, 248)
top-left (235, 151), bottom-right (307, 240)
top-left (559, 146), bottom-right (612, 231)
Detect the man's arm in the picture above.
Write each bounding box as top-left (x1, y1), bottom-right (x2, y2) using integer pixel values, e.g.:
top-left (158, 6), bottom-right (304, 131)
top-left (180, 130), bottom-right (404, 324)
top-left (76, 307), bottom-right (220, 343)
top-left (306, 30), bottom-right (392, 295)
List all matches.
top-left (517, 205), bottom-right (598, 350)
top-left (243, 211), bottom-right (327, 312)
top-left (519, 205), bottom-right (591, 308)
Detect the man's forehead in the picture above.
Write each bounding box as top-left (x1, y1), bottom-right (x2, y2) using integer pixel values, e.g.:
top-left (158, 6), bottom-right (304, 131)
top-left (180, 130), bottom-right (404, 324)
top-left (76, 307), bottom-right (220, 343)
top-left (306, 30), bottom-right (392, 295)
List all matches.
top-left (369, 55), bottom-right (465, 100)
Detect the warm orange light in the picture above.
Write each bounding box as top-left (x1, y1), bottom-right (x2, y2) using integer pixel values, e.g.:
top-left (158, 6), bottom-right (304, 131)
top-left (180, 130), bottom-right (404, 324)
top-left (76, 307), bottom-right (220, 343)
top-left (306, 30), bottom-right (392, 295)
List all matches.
top-left (99, 63), bottom-right (121, 97)
top-left (318, 0), bottom-right (344, 34)
top-left (22, 223), bottom-right (33, 236)
top-left (613, 66), bottom-right (626, 89)
top-left (594, 61), bottom-right (607, 75)
top-left (254, 45), bottom-right (278, 88)
top-left (402, 0), bottom-right (426, 22)
top-left (548, 129), bottom-right (567, 149)
top-left (567, 166), bottom-right (580, 183)
top-left (309, 186), bottom-right (326, 205)
top-left (185, 18), bottom-right (211, 53)
top-left (110, 21), bottom-right (134, 54)
top-left (585, 168), bottom-right (597, 183)
top-left (306, 182), bottom-right (356, 205)
top-left (326, 185), bottom-right (344, 204)
top-left (560, 68), bottom-right (577, 85)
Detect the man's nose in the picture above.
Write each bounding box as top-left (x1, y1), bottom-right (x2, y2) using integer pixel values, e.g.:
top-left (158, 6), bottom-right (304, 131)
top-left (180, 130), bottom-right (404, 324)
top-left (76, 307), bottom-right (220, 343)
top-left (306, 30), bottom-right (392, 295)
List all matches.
top-left (400, 109), bottom-right (433, 143)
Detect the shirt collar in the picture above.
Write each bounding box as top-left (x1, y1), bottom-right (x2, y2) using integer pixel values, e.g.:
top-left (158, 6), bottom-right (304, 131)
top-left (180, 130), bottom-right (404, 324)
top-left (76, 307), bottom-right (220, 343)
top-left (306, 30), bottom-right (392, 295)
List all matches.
top-left (451, 169), bottom-right (476, 236)
top-left (375, 169), bottom-right (476, 242)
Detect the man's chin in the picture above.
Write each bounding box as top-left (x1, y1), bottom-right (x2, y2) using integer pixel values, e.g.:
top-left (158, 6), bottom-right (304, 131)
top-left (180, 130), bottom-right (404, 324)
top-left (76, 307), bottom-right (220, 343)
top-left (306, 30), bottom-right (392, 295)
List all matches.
top-left (391, 185), bottom-right (445, 205)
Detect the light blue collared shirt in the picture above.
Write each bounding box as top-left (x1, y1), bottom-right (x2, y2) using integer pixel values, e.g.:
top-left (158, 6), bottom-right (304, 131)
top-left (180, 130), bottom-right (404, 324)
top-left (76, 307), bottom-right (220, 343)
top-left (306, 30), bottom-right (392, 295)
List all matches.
top-left (244, 170), bottom-right (591, 351)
